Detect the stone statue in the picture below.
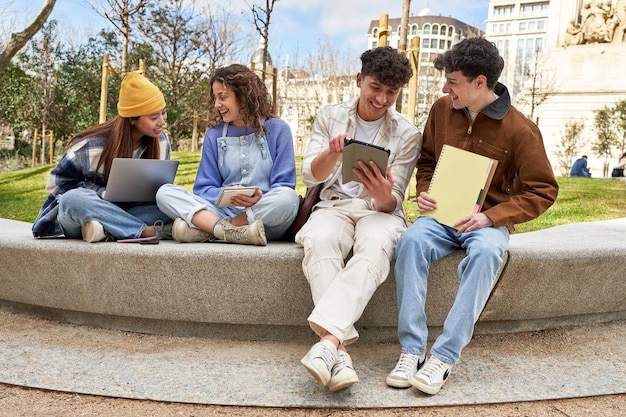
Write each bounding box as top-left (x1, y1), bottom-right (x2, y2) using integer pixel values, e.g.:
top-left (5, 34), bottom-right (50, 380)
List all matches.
top-left (563, 19), bottom-right (584, 46)
top-left (564, 0), bottom-right (626, 46)
top-left (580, 0), bottom-right (611, 43)
top-left (614, 0), bottom-right (626, 42)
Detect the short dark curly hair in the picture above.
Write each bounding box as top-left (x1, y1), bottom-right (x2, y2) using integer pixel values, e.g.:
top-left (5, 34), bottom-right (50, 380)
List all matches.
top-left (433, 37), bottom-right (504, 89)
top-left (360, 46), bottom-right (412, 88)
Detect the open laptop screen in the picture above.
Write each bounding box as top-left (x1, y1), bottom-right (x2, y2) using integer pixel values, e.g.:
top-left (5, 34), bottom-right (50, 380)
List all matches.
top-left (104, 158), bottom-right (179, 203)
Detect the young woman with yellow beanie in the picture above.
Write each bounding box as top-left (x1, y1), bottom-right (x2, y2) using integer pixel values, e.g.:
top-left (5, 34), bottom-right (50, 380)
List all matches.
top-left (32, 71), bottom-right (174, 242)
top-left (155, 64), bottom-right (299, 245)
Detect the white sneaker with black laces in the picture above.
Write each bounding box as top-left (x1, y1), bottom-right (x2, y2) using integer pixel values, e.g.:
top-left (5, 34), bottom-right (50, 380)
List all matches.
top-left (300, 340), bottom-right (337, 387)
top-left (410, 355), bottom-right (453, 395)
top-left (329, 350), bottom-right (359, 391)
top-left (386, 352), bottom-right (426, 388)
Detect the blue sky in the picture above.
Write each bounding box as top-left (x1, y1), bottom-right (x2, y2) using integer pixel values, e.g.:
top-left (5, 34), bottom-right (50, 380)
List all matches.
top-left (7, 0), bottom-right (490, 63)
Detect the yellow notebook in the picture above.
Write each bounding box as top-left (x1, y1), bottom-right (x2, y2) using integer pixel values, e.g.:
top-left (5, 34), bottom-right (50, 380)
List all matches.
top-left (426, 144), bottom-right (498, 228)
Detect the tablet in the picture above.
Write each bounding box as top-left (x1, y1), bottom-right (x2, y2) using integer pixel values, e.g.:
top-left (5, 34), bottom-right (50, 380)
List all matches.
top-left (342, 138), bottom-right (390, 183)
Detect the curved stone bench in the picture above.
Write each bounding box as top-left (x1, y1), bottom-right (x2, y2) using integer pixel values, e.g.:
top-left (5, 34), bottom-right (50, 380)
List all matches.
top-left (1, 217), bottom-right (625, 341)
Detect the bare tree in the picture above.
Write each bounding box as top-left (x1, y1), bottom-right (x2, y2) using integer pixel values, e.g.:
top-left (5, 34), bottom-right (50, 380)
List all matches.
top-left (280, 38), bottom-right (357, 154)
top-left (198, 5), bottom-right (251, 77)
top-left (95, 0), bottom-right (152, 75)
top-left (0, 0), bottom-right (57, 74)
top-left (248, 0), bottom-right (278, 82)
top-left (515, 49), bottom-right (558, 121)
top-left (135, 0), bottom-right (209, 149)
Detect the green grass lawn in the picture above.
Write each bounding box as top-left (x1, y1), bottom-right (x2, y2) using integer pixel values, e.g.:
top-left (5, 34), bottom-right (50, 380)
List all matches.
top-left (1, 151), bottom-right (624, 233)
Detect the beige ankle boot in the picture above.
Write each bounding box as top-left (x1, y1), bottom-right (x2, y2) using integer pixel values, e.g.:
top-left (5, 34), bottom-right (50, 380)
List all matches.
top-left (213, 219), bottom-right (267, 246)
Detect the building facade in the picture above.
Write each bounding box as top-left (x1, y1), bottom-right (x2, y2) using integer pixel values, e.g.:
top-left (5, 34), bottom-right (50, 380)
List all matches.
top-left (485, 0), bottom-right (626, 175)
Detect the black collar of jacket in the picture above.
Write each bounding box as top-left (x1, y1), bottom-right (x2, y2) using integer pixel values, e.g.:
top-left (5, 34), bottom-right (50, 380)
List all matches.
top-left (480, 82), bottom-right (511, 121)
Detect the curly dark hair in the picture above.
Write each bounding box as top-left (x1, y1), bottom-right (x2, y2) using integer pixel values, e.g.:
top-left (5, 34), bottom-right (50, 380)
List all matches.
top-left (207, 64), bottom-right (276, 136)
top-left (360, 46), bottom-right (412, 88)
top-left (433, 37), bottom-right (504, 89)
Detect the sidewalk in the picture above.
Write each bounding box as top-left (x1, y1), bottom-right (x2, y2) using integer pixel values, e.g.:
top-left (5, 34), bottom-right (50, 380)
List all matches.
top-left (0, 309), bottom-right (624, 410)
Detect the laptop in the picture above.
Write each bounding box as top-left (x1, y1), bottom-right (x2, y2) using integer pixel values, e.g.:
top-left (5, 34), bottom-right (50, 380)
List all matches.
top-left (104, 158), bottom-right (179, 203)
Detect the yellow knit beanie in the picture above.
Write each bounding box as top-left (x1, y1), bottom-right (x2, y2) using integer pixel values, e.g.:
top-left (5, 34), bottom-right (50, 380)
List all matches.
top-left (117, 71), bottom-right (166, 118)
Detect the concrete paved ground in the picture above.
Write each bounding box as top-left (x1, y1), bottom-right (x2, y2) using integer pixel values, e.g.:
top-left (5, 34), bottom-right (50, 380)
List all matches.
top-left (0, 309), bottom-right (624, 409)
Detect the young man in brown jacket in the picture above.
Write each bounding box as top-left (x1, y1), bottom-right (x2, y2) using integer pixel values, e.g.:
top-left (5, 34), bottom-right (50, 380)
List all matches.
top-left (387, 37), bottom-right (559, 395)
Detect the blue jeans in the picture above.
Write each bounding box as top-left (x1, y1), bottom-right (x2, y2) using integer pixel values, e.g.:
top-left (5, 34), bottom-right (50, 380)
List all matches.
top-left (394, 216), bottom-right (509, 364)
top-left (156, 184), bottom-right (299, 241)
top-left (57, 188), bottom-right (172, 239)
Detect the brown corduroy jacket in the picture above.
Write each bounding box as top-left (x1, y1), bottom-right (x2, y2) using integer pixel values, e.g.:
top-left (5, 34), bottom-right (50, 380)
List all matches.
top-left (417, 82), bottom-right (559, 232)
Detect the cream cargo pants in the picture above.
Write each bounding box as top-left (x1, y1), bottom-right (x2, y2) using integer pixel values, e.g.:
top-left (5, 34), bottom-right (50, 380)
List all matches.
top-left (295, 198), bottom-right (406, 345)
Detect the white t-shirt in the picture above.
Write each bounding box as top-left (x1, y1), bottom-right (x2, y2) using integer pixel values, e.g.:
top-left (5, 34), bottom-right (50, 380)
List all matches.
top-left (333, 114), bottom-right (385, 198)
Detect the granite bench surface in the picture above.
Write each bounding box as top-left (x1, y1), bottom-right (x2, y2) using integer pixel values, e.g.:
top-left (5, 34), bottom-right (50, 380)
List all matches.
top-left (1, 217), bottom-right (625, 340)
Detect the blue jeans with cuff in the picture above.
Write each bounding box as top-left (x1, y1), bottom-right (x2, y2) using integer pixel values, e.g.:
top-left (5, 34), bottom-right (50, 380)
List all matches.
top-left (394, 215), bottom-right (509, 365)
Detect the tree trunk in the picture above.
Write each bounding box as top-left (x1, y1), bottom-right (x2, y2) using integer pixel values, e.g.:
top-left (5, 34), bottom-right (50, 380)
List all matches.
top-left (0, 0), bottom-right (57, 74)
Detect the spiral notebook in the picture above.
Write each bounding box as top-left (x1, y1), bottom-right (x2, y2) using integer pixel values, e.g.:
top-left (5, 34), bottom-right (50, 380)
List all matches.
top-left (426, 144), bottom-right (498, 228)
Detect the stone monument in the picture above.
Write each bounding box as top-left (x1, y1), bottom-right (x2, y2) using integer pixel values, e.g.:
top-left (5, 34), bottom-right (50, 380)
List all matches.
top-left (531, 0), bottom-right (626, 176)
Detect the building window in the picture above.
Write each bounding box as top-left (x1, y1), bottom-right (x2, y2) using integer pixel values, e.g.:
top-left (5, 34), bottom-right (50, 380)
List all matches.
top-left (432, 24), bottom-right (439, 35)
top-left (537, 20), bottom-right (545, 30)
top-left (521, 2), bottom-right (549, 16)
top-left (422, 38), bottom-right (431, 48)
top-left (493, 5), bottom-right (514, 18)
top-left (519, 21), bottom-right (527, 31)
top-left (448, 26), bottom-right (454, 36)
top-left (423, 24), bottom-right (431, 35)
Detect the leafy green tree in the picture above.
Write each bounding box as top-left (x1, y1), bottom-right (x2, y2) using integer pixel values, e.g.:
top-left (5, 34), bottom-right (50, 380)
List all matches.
top-left (0, 63), bottom-right (36, 136)
top-left (613, 100), bottom-right (626, 155)
top-left (16, 20), bottom-right (62, 164)
top-left (54, 32), bottom-right (122, 140)
top-left (555, 120), bottom-right (585, 176)
top-left (593, 106), bottom-right (618, 176)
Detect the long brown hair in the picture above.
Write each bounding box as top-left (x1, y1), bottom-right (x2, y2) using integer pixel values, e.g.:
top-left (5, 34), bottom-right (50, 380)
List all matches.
top-left (206, 64), bottom-right (276, 137)
top-left (67, 116), bottom-right (161, 179)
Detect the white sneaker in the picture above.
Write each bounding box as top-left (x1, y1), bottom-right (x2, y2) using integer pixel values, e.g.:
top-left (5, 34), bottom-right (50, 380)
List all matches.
top-left (300, 340), bottom-right (337, 387)
top-left (81, 221), bottom-right (106, 243)
top-left (172, 218), bottom-right (215, 243)
top-left (386, 352), bottom-right (426, 388)
top-left (410, 356), bottom-right (453, 395)
top-left (329, 350), bottom-right (359, 391)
